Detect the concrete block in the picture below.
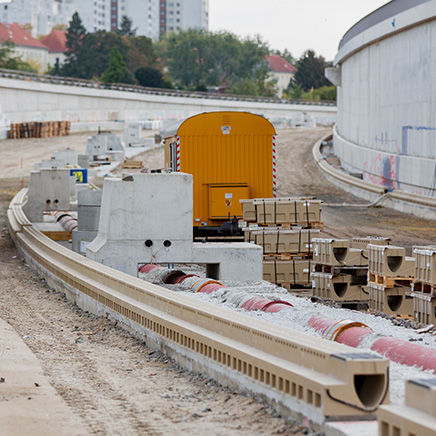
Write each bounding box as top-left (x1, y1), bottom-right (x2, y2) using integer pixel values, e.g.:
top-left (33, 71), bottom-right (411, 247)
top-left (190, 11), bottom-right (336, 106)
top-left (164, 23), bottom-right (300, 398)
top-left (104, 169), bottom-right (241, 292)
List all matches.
top-left (86, 132), bottom-right (125, 161)
top-left (378, 379), bottom-right (436, 436)
top-left (23, 169), bottom-right (74, 222)
top-left (313, 239), bottom-right (366, 266)
top-left (78, 154), bottom-right (90, 169)
top-left (413, 292), bottom-right (436, 325)
top-left (77, 190), bottom-right (102, 232)
top-left (368, 245), bottom-right (415, 277)
top-left (368, 283), bottom-right (413, 316)
top-left (263, 260), bottom-right (312, 284)
top-left (255, 198), bottom-right (322, 225)
top-left (34, 157), bottom-right (66, 171)
top-left (123, 123), bottom-right (141, 145)
top-left (87, 173), bottom-right (194, 276)
top-left (312, 272), bottom-right (366, 301)
top-left (191, 242), bottom-right (263, 281)
top-left (72, 229), bottom-right (98, 254)
top-left (253, 229), bottom-right (319, 254)
top-left (53, 148), bottom-right (78, 166)
top-left (351, 236), bottom-right (390, 250)
top-left (414, 247), bottom-right (436, 285)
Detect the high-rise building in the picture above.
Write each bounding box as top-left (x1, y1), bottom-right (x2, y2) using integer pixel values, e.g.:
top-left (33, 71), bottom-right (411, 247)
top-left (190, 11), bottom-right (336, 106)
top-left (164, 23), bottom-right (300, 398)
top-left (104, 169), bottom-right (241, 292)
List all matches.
top-left (75, 0), bottom-right (111, 33)
top-left (116, 0), bottom-right (159, 40)
top-left (0, 0), bottom-right (208, 39)
top-left (0, 0), bottom-right (75, 37)
top-left (114, 0), bottom-right (208, 39)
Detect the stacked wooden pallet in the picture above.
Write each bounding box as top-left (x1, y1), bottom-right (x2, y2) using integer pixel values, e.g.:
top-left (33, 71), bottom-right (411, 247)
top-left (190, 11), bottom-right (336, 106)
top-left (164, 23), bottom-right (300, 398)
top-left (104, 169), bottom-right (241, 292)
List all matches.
top-left (311, 238), bottom-right (373, 306)
top-left (411, 246), bottom-right (436, 325)
top-left (240, 197), bottom-right (323, 290)
top-left (367, 244), bottom-right (415, 317)
top-left (9, 121), bottom-right (71, 139)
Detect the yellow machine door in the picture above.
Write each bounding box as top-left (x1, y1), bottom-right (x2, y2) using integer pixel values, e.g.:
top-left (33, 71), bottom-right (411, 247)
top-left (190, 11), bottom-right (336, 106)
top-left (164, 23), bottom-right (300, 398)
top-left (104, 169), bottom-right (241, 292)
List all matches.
top-left (209, 184), bottom-right (249, 219)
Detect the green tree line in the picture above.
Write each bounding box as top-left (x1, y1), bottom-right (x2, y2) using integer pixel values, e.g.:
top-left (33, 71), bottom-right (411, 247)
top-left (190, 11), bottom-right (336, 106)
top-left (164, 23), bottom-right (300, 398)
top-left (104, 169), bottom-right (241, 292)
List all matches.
top-left (0, 13), bottom-right (336, 101)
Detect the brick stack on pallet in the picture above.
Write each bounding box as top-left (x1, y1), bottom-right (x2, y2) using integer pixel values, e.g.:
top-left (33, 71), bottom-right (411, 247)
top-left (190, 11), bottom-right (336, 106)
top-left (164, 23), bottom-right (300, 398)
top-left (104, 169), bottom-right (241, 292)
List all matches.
top-left (412, 246), bottom-right (436, 325)
top-left (367, 244), bottom-right (415, 318)
top-left (311, 238), bottom-right (371, 307)
top-left (240, 197), bottom-right (323, 290)
top-left (9, 121), bottom-right (71, 139)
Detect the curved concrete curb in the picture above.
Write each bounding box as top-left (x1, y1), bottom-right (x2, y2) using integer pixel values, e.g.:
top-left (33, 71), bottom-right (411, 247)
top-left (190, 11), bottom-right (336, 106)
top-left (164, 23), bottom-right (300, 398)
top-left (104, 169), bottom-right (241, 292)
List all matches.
top-left (312, 134), bottom-right (436, 220)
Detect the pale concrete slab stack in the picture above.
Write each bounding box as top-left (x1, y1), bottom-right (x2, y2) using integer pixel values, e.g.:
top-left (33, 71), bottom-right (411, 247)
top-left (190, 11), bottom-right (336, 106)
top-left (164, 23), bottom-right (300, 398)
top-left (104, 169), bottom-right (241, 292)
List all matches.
top-left (367, 245), bottom-right (415, 317)
top-left (311, 238), bottom-right (373, 305)
top-left (411, 246), bottom-right (436, 325)
top-left (240, 197), bottom-right (323, 290)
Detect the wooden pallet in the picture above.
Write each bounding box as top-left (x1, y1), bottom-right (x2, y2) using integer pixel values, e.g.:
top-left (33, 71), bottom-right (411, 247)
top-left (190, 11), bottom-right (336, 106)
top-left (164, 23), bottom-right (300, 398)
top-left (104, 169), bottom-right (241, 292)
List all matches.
top-left (278, 282), bottom-right (312, 296)
top-left (264, 253), bottom-right (312, 261)
top-left (121, 160), bottom-right (143, 169)
top-left (368, 273), bottom-right (414, 289)
top-left (412, 281), bottom-right (436, 297)
top-left (314, 264), bottom-right (368, 276)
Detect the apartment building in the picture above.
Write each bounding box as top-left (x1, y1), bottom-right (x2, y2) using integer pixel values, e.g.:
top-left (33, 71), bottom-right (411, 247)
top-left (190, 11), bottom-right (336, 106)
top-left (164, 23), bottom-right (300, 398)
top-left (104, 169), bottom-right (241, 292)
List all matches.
top-left (0, 0), bottom-right (75, 37)
top-left (75, 0), bottom-right (111, 32)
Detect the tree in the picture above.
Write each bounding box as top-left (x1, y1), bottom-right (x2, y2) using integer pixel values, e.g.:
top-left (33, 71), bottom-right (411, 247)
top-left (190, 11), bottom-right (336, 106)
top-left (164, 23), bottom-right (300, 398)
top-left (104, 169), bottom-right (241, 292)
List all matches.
top-left (127, 35), bottom-right (156, 73)
top-left (101, 47), bottom-right (128, 83)
top-left (291, 49), bottom-right (331, 91)
top-left (47, 58), bottom-right (62, 76)
top-left (117, 15), bottom-right (137, 37)
top-left (135, 66), bottom-right (164, 88)
top-left (162, 29), bottom-right (271, 94)
top-left (62, 12), bottom-right (87, 77)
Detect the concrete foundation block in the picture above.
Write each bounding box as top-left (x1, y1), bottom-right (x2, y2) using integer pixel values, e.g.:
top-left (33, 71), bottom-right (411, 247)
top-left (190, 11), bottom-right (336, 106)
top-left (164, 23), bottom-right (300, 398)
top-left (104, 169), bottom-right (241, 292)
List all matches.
top-left (53, 148), bottom-right (78, 166)
top-left (72, 229), bottom-right (98, 254)
top-left (23, 169), bottom-right (75, 222)
top-left (191, 242), bottom-right (263, 281)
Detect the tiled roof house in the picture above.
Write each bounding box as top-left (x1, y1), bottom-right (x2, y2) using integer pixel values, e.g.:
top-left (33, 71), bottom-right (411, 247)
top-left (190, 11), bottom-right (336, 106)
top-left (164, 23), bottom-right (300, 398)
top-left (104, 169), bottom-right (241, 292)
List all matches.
top-left (265, 54), bottom-right (297, 97)
top-left (0, 22), bottom-right (49, 72)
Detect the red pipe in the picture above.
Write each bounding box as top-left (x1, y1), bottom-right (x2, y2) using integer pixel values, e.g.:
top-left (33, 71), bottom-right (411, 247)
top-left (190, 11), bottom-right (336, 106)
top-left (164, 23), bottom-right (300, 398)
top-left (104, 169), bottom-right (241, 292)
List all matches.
top-left (139, 264), bottom-right (162, 274)
top-left (309, 315), bottom-right (436, 373)
top-left (200, 283), bottom-right (225, 294)
top-left (175, 274), bottom-right (199, 284)
top-left (241, 297), bottom-right (293, 313)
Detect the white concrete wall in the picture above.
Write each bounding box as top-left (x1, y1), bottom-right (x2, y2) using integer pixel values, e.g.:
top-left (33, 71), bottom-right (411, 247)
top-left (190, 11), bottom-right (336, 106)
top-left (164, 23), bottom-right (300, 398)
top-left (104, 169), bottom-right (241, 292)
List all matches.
top-left (334, 0), bottom-right (436, 196)
top-left (0, 76), bottom-right (337, 135)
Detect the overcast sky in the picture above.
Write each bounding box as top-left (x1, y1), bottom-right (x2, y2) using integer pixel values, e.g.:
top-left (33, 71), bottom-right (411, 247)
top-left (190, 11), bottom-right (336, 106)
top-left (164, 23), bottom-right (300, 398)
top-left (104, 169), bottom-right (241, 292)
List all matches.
top-left (209, 0), bottom-right (391, 61)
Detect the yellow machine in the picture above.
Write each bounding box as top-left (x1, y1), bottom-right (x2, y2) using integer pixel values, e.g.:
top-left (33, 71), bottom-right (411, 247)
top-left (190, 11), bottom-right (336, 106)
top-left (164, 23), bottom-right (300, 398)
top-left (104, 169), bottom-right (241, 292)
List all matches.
top-left (163, 111), bottom-right (277, 236)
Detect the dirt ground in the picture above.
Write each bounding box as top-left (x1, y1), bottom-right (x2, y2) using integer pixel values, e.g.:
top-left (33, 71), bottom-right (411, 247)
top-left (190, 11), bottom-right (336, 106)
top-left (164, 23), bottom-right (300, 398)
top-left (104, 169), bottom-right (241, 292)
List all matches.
top-left (1, 127), bottom-right (436, 435)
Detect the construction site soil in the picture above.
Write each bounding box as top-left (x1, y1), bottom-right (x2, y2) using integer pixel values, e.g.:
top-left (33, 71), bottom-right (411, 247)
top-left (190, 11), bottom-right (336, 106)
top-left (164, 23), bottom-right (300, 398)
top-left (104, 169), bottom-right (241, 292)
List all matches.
top-left (1, 127), bottom-right (435, 435)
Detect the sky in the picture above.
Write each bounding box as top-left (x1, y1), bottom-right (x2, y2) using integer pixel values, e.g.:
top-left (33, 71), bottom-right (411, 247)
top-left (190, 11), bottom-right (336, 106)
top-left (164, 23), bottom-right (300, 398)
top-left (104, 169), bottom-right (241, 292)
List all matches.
top-left (209, 0), bottom-right (391, 61)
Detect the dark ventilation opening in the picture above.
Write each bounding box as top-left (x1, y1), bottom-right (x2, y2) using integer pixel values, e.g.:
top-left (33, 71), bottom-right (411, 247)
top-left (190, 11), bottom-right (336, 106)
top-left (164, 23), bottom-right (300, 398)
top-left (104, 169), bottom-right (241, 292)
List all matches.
top-left (387, 295), bottom-right (403, 312)
top-left (333, 282), bottom-right (348, 298)
top-left (387, 256), bottom-right (403, 272)
top-left (333, 247), bottom-right (348, 262)
top-left (354, 374), bottom-right (386, 408)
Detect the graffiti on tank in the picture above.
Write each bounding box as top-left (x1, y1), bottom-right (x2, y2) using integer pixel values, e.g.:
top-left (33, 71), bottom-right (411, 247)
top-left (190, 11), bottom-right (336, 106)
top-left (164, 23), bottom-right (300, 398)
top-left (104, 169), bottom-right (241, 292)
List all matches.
top-left (66, 113), bottom-right (80, 122)
top-left (362, 153), bottom-right (397, 189)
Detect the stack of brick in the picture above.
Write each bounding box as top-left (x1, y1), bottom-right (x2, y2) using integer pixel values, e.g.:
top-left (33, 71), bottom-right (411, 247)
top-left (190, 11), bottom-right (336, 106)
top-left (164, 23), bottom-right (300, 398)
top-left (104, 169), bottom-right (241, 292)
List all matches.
top-left (412, 246), bottom-right (436, 325)
top-left (311, 238), bottom-right (370, 304)
top-left (240, 197), bottom-right (323, 290)
top-left (9, 121), bottom-right (71, 139)
top-left (367, 244), bottom-right (415, 317)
